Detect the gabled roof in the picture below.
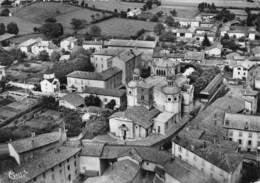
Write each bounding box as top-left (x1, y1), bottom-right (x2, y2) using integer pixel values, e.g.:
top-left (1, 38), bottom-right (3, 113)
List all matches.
top-left (110, 106), bottom-right (160, 129)
top-left (84, 87), bottom-right (125, 97)
top-left (224, 113), bottom-right (260, 132)
top-left (60, 93), bottom-right (84, 107)
top-left (105, 39), bottom-right (157, 49)
top-left (184, 51), bottom-right (205, 61)
top-left (205, 42), bottom-right (223, 51)
top-left (11, 132), bottom-right (60, 154)
top-left (81, 142), bottom-right (105, 157)
top-left (19, 38), bottom-right (42, 47)
top-left (67, 67), bottom-right (121, 81)
top-left (1, 146), bottom-right (81, 183)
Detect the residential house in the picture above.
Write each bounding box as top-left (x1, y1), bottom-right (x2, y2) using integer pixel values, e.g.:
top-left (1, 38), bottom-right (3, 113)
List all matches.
top-left (59, 93), bottom-right (85, 110)
top-left (10, 131), bottom-right (66, 164)
top-left (232, 60), bottom-right (255, 80)
top-left (67, 67), bottom-right (122, 92)
top-left (31, 40), bottom-right (57, 56)
top-left (153, 112), bottom-right (176, 135)
top-left (174, 17), bottom-right (200, 28)
top-left (172, 126), bottom-right (243, 183)
top-left (204, 42), bottom-right (222, 57)
top-left (40, 73), bottom-right (60, 94)
top-left (0, 146), bottom-right (81, 183)
top-left (127, 8), bottom-right (142, 17)
top-left (83, 40), bottom-right (104, 52)
top-left (81, 87), bottom-right (126, 109)
top-left (184, 51), bottom-right (205, 63)
top-left (197, 12), bottom-right (217, 23)
top-left (242, 86), bottom-right (258, 114)
top-left (18, 38), bottom-right (42, 54)
top-left (109, 106), bottom-right (160, 139)
top-left (0, 65), bottom-right (6, 81)
top-left (60, 36), bottom-right (77, 52)
top-left (251, 46), bottom-right (260, 57)
top-left (171, 28), bottom-right (193, 39)
top-left (59, 54), bottom-right (70, 61)
top-left (224, 113), bottom-right (260, 152)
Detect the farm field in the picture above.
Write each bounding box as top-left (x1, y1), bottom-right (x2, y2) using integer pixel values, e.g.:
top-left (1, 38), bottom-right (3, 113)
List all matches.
top-left (81, 18), bottom-right (156, 38)
top-left (0, 16), bottom-right (40, 35)
top-left (148, 5), bottom-right (199, 18)
top-left (56, 8), bottom-right (111, 33)
top-left (13, 2), bottom-right (82, 24)
top-left (80, 0), bottom-right (144, 11)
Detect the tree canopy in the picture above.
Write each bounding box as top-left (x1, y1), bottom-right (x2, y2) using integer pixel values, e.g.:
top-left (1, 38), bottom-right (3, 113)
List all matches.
top-left (7, 22), bottom-right (19, 35)
top-left (89, 25), bottom-right (101, 37)
top-left (39, 22), bottom-right (63, 39)
top-left (153, 23), bottom-right (165, 35)
top-left (85, 95), bottom-right (101, 107)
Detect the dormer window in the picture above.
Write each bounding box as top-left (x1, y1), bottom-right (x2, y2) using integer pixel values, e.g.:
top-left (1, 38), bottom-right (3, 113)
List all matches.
top-left (244, 122), bottom-right (249, 130)
top-left (225, 120), bottom-right (229, 126)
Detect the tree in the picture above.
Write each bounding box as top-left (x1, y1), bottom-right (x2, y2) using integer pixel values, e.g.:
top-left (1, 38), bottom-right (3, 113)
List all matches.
top-left (84, 116), bottom-right (109, 139)
top-left (120, 11), bottom-right (127, 18)
top-left (85, 95), bottom-right (101, 107)
top-left (170, 9), bottom-right (177, 17)
top-left (153, 23), bottom-right (165, 35)
top-left (165, 16), bottom-right (175, 27)
top-left (71, 18), bottom-right (87, 34)
top-left (45, 17), bottom-right (57, 23)
top-left (105, 99), bottom-right (116, 110)
top-left (140, 66), bottom-right (151, 78)
top-left (0, 23), bottom-right (5, 35)
top-left (145, 0), bottom-right (153, 9)
top-left (159, 31), bottom-right (176, 42)
top-left (89, 25), bottom-right (101, 37)
top-left (202, 34), bottom-right (211, 47)
top-left (150, 15), bottom-right (159, 22)
top-left (9, 48), bottom-right (26, 62)
top-left (38, 50), bottom-right (49, 61)
top-left (1, 8), bottom-right (10, 16)
top-left (7, 22), bottom-right (19, 35)
top-left (39, 22), bottom-right (63, 39)
top-left (42, 96), bottom-right (58, 109)
top-left (50, 51), bottom-right (60, 62)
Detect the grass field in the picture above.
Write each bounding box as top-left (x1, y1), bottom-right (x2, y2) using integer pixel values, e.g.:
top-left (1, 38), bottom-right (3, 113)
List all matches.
top-left (84, 0), bottom-right (144, 11)
top-left (0, 16), bottom-right (41, 35)
top-left (81, 18), bottom-right (156, 38)
top-left (56, 9), bottom-right (110, 33)
top-left (13, 2), bottom-right (81, 24)
top-left (148, 5), bottom-right (199, 18)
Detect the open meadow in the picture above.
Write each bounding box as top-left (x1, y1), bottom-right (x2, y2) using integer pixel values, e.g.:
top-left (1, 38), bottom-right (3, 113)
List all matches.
top-left (81, 17), bottom-right (156, 38)
top-left (83, 0), bottom-right (144, 11)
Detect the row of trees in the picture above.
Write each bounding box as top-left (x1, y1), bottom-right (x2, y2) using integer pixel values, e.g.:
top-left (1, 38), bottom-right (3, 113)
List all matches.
top-left (197, 2), bottom-right (217, 13)
top-left (0, 22), bottom-right (19, 35)
top-left (84, 95), bottom-right (116, 110)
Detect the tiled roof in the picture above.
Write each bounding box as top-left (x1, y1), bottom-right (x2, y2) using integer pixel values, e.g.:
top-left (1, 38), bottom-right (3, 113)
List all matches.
top-left (84, 87), bottom-right (126, 97)
top-left (94, 48), bottom-right (123, 56)
top-left (154, 112), bottom-right (176, 123)
top-left (200, 74), bottom-right (223, 95)
top-left (224, 113), bottom-right (260, 132)
top-left (110, 106), bottom-right (160, 129)
top-left (60, 93), bottom-right (85, 107)
top-left (174, 127), bottom-right (243, 173)
top-left (1, 146), bottom-right (81, 183)
top-left (81, 142), bottom-right (105, 157)
top-left (0, 33), bottom-right (15, 42)
top-left (105, 39), bottom-right (156, 49)
top-left (19, 38), bottom-right (42, 47)
top-left (115, 49), bottom-right (142, 63)
top-left (11, 132), bottom-right (60, 154)
top-left (184, 51), bottom-right (205, 61)
top-left (67, 67), bottom-right (122, 81)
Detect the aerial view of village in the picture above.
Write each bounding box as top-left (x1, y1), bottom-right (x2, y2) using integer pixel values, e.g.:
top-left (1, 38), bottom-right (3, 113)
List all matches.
top-left (1, 0), bottom-right (260, 182)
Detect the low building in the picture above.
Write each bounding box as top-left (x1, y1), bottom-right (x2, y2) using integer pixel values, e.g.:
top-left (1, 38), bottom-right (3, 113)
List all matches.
top-left (67, 67), bottom-right (122, 92)
top-left (232, 61), bottom-right (255, 80)
top-left (224, 113), bottom-right (260, 152)
top-left (174, 17), bottom-right (200, 28)
top-left (82, 87), bottom-right (126, 109)
top-left (171, 28), bottom-right (193, 39)
top-left (83, 40), bottom-right (104, 52)
top-left (40, 73), bottom-right (60, 94)
top-left (60, 36), bottom-right (77, 52)
top-left (59, 93), bottom-right (85, 110)
top-left (204, 42), bottom-right (222, 57)
top-left (31, 40), bottom-right (57, 56)
top-left (184, 51), bottom-right (205, 63)
top-left (1, 146), bottom-right (81, 183)
top-left (109, 106), bottom-right (160, 140)
top-left (18, 38), bottom-right (42, 54)
top-left (127, 8), bottom-right (142, 17)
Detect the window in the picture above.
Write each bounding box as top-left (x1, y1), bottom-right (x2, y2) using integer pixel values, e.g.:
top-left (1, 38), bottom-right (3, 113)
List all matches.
top-left (258, 141), bottom-right (260, 146)
top-left (52, 174), bottom-right (55, 180)
top-left (67, 165), bottom-right (70, 170)
top-left (249, 133), bottom-right (253, 138)
top-left (141, 95), bottom-right (144, 100)
top-left (229, 138), bottom-right (232, 141)
top-left (104, 98), bottom-right (107, 102)
top-left (247, 148), bottom-right (251, 152)
top-left (128, 91), bottom-right (132, 95)
top-left (74, 161), bottom-right (77, 167)
top-left (238, 139), bottom-right (242, 144)
top-left (33, 178), bottom-right (37, 182)
top-left (60, 169), bottom-right (62, 174)
top-left (228, 131), bottom-right (233, 137)
top-left (239, 131), bottom-right (242, 137)
top-left (248, 140), bottom-right (252, 146)
top-left (178, 146), bottom-right (182, 152)
top-left (158, 126), bottom-right (160, 133)
top-left (43, 173), bottom-right (46, 179)
top-left (168, 97), bottom-right (172, 102)
top-left (68, 174), bottom-right (71, 181)
top-left (51, 168), bottom-right (54, 172)
top-left (174, 97), bottom-right (177, 101)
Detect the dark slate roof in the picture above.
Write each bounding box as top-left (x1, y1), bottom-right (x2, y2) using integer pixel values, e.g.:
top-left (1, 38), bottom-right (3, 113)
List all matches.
top-left (11, 132), bottom-right (60, 154)
top-left (84, 87), bottom-right (126, 97)
top-left (67, 67), bottom-right (121, 81)
top-left (60, 93), bottom-right (85, 107)
top-left (224, 113), bottom-right (260, 132)
top-left (81, 142), bottom-right (105, 157)
top-left (110, 106), bottom-right (160, 129)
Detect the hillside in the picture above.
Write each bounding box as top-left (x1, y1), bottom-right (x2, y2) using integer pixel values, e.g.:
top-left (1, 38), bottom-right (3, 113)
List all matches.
top-left (0, 47), bottom-right (14, 66)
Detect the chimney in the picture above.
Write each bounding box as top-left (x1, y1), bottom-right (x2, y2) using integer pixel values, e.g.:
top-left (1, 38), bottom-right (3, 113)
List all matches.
top-left (31, 132), bottom-right (35, 137)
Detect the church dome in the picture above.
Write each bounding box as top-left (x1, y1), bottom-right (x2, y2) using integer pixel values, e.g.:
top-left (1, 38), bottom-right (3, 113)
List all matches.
top-left (162, 85), bottom-right (180, 95)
